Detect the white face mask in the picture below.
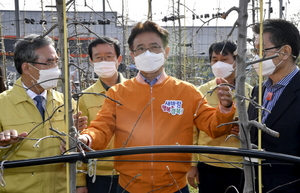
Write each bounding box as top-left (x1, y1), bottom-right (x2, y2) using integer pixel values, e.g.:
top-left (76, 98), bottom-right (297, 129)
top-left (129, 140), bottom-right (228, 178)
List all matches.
top-left (93, 61), bottom-right (117, 78)
top-left (134, 50), bottom-right (165, 73)
top-left (252, 55), bottom-right (283, 76)
top-left (30, 65), bottom-right (61, 90)
top-left (211, 61), bottom-right (234, 78)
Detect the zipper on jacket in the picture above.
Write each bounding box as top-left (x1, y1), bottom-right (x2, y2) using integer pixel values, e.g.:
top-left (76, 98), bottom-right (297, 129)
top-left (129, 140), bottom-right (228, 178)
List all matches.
top-left (150, 85), bottom-right (155, 190)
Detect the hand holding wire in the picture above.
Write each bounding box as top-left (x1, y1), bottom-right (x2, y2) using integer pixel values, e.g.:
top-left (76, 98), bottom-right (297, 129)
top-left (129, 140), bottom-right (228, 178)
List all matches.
top-left (0, 130), bottom-right (28, 146)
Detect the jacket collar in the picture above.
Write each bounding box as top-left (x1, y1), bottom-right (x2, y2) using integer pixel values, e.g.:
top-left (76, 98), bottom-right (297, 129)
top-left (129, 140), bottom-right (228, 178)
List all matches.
top-left (265, 71), bottom-right (300, 127)
top-left (136, 70), bottom-right (167, 85)
top-left (11, 78), bottom-right (61, 106)
top-left (93, 73), bottom-right (126, 93)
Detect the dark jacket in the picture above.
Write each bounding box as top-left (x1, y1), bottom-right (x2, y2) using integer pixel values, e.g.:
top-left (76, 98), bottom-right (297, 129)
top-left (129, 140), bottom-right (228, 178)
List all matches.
top-left (248, 71), bottom-right (300, 192)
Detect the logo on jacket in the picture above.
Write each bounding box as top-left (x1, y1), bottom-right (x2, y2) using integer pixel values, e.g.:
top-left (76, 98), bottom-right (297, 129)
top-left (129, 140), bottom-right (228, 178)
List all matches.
top-left (161, 100), bottom-right (184, 115)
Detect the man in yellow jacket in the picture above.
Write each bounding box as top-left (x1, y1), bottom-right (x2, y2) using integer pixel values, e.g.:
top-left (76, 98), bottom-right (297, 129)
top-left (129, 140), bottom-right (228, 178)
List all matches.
top-left (187, 40), bottom-right (253, 193)
top-left (76, 37), bottom-right (126, 193)
top-left (0, 34), bottom-right (87, 193)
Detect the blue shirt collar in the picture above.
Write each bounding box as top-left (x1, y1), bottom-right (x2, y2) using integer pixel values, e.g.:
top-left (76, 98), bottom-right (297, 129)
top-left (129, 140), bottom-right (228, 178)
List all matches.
top-left (140, 73), bottom-right (162, 86)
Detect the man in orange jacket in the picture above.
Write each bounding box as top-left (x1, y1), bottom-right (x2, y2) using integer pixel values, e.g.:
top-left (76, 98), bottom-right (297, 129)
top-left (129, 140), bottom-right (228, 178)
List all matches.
top-left (79, 21), bottom-right (235, 193)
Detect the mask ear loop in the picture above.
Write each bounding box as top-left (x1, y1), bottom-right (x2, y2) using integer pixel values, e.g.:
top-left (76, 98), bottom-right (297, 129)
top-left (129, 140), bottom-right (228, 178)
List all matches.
top-left (231, 61), bottom-right (237, 72)
top-left (278, 45), bottom-right (297, 59)
top-left (28, 64), bottom-right (42, 93)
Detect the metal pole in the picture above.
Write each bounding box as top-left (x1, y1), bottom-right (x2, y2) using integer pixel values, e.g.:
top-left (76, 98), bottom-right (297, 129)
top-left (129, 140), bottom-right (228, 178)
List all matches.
top-left (103, 0), bottom-right (106, 35)
top-left (14, 0), bottom-right (21, 38)
top-left (252, 0), bottom-right (255, 26)
top-left (148, 0), bottom-right (152, 21)
top-left (279, 0), bottom-right (283, 18)
top-left (0, 14), bottom-right (8, 89)
top-left (268, 0), bottom-right (271, 19)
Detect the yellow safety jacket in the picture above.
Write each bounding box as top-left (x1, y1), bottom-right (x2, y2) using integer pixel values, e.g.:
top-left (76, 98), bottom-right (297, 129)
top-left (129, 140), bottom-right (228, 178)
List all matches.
top-left (0, 78), bottom-right (75, 193)
top-left (76, 73), bottom-right (126, 186)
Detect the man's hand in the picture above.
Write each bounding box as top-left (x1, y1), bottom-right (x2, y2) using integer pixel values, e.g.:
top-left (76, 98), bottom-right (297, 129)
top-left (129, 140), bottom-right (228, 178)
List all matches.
top-left (73, 111), bottom-right (88, 131)
top-left (78, 135), bottom-right (89, 145)
top-left (60, 134), bottom-right (90, 154)
top-left (230, 117), bottom-right (239, 135)
top-left (216, 78), bottom-right (233, 109)
top-left (230, 125), bottom-right (239, 135)
top-left (0, 130), bottom-right (28, 146)
top-left (187, 166), bottom-right (199, 189)
top-left (76, 186), bottom-right (88, 193)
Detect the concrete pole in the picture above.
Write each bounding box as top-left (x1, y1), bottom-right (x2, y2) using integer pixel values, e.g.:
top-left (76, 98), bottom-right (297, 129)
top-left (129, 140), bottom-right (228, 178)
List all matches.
top-left (279, 0), bottom-right (283, 18)
top-left (103, 0), bottom-right (106, 35)
top-left (14, 0), bottom-right (21, 38)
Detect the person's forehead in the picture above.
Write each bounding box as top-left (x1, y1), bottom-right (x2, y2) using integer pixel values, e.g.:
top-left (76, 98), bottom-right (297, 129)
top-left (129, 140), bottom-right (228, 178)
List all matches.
top-left (262, 33), bottom-right (273, 45)
top-left (212, 51), bottom-right (232, 58)
top-left (133, 32), bottom-right (162, 47)
top-left (92, 43), bottom-right (115, 55)
top-left (254, 33), bottom-right (273, 48)
top-left (35, 45), bottom-right (58, 60)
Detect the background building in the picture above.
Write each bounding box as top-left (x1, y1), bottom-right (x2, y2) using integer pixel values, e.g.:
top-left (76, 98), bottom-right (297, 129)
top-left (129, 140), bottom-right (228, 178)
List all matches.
top-left (0, 10), bottom-right (240, 90)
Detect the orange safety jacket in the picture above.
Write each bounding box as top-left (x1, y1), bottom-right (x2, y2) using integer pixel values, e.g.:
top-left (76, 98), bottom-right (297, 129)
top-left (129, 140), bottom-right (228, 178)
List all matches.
top-left (81, 73), bottom-right (235, 193)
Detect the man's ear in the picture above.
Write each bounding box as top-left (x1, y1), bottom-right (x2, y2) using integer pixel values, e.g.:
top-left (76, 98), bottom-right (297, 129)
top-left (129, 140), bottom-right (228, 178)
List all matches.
top-left (117, 55), bottom-right (123, 65)
top-left (164, 47), bottom-right (170, 59)
top-left (281, 45), bottom-right (293, 60)
top-left (22, 62), bottom-right (30, 75)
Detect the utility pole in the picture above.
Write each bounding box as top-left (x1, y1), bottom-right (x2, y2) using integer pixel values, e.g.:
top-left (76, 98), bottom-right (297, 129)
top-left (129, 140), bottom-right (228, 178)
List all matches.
top-left (122, 0), bottom-right (125, 57)
top-left (268, 0), bottom-right (272, 19)
top-left (148, 0), bottom-right (152, 21)
top-left (72, 0), bottom-right (83, 92)
top-left (0, 14), bottom-right (8, 89)
top-left (121, 0), bottom-right (129, 78)
top-left (177, 0), bottom-right (183, 80)
top-left (182, 0), bottom-right (187, 81)
top-left (14, 0), bottom-right (21, 38)
top-left (103, 0), bottom-right (106, 35)
top-left (279, 0), bottom-right (283, 18)
top-left (40, 0), bottom-right (47, 33)
top-left (172, 0), bottom-right (182, 80)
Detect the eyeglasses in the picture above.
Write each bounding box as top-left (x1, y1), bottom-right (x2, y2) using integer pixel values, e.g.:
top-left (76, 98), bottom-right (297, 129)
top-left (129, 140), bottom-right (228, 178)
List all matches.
top-left (28, 60), bottom-right (61, 66)
top-left (94, 55), bottom-right (116, 62)
top-left (133, 45), bottom-right (162, 55)
top-left (251, 45), bottom-right (283, 56)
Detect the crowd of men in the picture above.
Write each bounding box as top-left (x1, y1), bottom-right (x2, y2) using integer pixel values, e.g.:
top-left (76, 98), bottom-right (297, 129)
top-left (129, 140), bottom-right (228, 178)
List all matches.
top-left (0, 18), bottom-right (299, 193)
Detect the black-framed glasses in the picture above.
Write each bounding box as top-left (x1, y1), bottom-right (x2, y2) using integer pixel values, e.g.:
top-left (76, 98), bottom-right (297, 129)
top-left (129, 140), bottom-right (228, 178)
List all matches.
top-left (28, 61), bottom-right (61, 66)
top-left (251, 45), bottom-right (283, 56)
top-left (133, 45), bottom-right (162, 55)
top-left (94, 55), bottom-right (117, 62)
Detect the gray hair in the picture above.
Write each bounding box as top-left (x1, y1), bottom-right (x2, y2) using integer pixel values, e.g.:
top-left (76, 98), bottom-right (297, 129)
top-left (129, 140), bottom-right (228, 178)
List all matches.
top-left (14, 34), bottom-right (55, 74)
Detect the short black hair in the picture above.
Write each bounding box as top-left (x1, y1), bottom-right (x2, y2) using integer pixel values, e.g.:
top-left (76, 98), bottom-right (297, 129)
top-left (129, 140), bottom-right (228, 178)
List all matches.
top-left (127, 21), bottom-right (169, 52)
top-left (208, 40), bottom-right (237, 62)
top-left (14, 34), bottom-right (54, 74)
top-left (252, 19), bottom-right (300, 61)
top-left (88, 36), bottom-right (121, 60)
